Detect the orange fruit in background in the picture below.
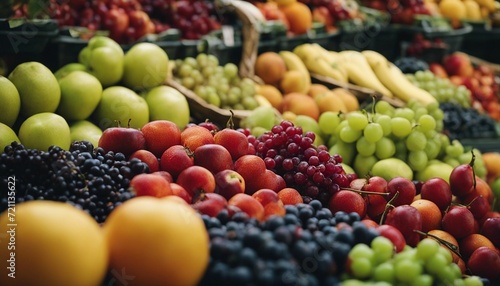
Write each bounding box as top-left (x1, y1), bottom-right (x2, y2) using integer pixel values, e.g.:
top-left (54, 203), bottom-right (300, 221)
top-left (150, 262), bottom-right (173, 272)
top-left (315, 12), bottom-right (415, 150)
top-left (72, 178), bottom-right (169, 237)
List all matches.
top-left (257, 84), bottom-right (283, 109)
top-left (332, 88), bottom-right (360, 112)
top-left (314, 90), bottom-right (348, 114)
top-left (308, 83), bottom-right (330, 98)
top-left (0, 201), bottom-right (108, 286)
top-left (279, 2), bottom-right (313, 35)
top-left (280, 70), bottom-right (309, 94)
top-left (281, 92), bottom-right (320, 120)
top-left (103, 196), bottom-right (209, 286)
top-left (254, 52), bottom-right (287, 85)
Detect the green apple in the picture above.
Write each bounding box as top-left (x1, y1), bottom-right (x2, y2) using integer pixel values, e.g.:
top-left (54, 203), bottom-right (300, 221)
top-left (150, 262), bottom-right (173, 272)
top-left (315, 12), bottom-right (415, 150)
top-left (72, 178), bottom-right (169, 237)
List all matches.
top-left (491, 177), bottom-right (500, 211)
top-left (93, 86), bottom-right (149, 130)
top-left (143, 85), bottom-right (190, 129)
top-left (240, 106), bottom-right (281, 131)
top-left (0, 122), bottom-right (20, 153)
top-left (56, 71), bottom-right (103, 121)
top-left (54, 63), bottom-right (88, 80)
top-left (0, 76), bottom-right (20, 127)
top-left (329, 140), bottom-right (355, 166)
top-left (122, 42), bottom-right (170, 90)
top-left (370, 157), bottom-right (413, 181)
top-left (415, 159), bottom-right (454, 183)
top-left (69, 120), bottom-right (103, 148)
top-left (18, 112), bottom-right (71, 151)
top-left (341, 163), bottom-right (355, 175)
top-left (293, 114), bottom-right (325, 146)
top-left (78, 36), bottom-right (124, 87)
top-left (353, 154), bottom-right (377, 178)
top-left (8, 61), bottom-right (60, 117)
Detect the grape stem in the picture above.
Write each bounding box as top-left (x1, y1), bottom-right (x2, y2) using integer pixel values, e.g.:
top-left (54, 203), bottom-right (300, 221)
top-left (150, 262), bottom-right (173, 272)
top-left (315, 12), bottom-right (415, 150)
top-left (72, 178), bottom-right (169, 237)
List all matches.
top-left (469, 149), bottom-right (477, 190)
top-left (414, 229), bottom-right (462, 259)
top-left (379, 191), bottom-right (399, 225)
top-left (226, 110), bottom-right (235, 129)
top-left (340, 187), bottom-right (390, 196)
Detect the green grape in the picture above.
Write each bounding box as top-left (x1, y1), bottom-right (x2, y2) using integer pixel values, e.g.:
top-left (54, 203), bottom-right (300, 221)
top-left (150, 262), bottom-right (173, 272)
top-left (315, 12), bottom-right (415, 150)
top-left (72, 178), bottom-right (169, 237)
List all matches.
top-left (445, 139), bottom-right (464, 157)
top-left (318, 111), bottom-right (342, 135)
top-left (349, 243), bottom-right (375, 261)
top-left (463, 276), bottom-right (484, 286)
top-left (181, 76), bottom-right (196, 89)
top-left (394, 139), bottom-right (408, 161)
top-left (375, 114), bottom-right (392, 136)
top-left (371, 236), bottom-right (394, 265)
top-left (436, 265), bottom-right (457, 285)
top-left (406, 130), bottom-right (427, 151)
top-left (424, 129), bottom-right (438, 139)
top-left (424, 139), bottom-right (440, 160)
top-left (233, 103), bottom-right (244, 110)
top-left (457, 149), bottom-right (474, 165)
top-left (373, 262), bottom-right (395, 283)
top-left (334, 120), bottom-right (349, 136)
top-left (202, 66), bottom-right (215, 78)
top-left (227, 91), bottom-right (240, 105)
top-left (394, 259), bottom-right (423, 284)
top-left (347, 111), bottom-right (369, 131)
top-left (424, 81), bottom-right (437, 92)
top-left (356, 137), bottom-right (376, 156)
top-left (390, 117), bottom-right (412, 138)
top-left (329, 140), bottom-right (356, 166)
top-left (178, 63), bottom-right (193, 78)
top-left (417, 114), bottom-right (436, 132)
top-left (327, 134), bottom-right (338, 147)
top-left (340, 126), bottom-right (362, 143)
top-left (453, 279), bottom-right (467, 286)
top-left (184, 56), bottom-right (198, 68)
top-left (416, 238), bottom-right (440, 261)
top-left (191, 70), bottom-right (204, 85)
top-left (431, 108), bottom-right (444, 121)
top-left (423, 70), bottom-right (434, 81)
top-left (437, 243), bottom-right (453, 264)
top-left (435, 120), bottom-right (444, 132)
top-left (415, 70), bottom-right (427, 82)
top-left (375, 100), bottom-right (395, 116)
top-left (426, 101), bottom-right (439, 112)
top-left (206, 54), bottom-right (219, 67)
top-left (414, 106), bottom-right (428, 120)
top-left (350, 257), bottom-right (373, 279)
top-left (408, 150), bottom-right (428, 171)
top-left (353, 154), bottom-right (378, 177)
top-left (364, 123), bottom-right (384, 143)
top-left (443, 155), bottom-right (460, 168)
top-left (242, 96), bottom-right (259, 110)
top-left (393, 107), bottom-right (415, 121)
top-left (219, 93), bottom-right (229, 106)
top-left (393, 247), bottom-right (416, 263)
top-left (375, 137), bottom-right (396, 159)
top-left (223, 63), bottom-right (238, 79)
top-left (410, 274), bottom-right (433, 286)
top-left (196, 53), bottom-right (208, 67)
top-left (424, 253), bottom-right (448, 275)
top-left (216, 82), bottom-right (230, 95)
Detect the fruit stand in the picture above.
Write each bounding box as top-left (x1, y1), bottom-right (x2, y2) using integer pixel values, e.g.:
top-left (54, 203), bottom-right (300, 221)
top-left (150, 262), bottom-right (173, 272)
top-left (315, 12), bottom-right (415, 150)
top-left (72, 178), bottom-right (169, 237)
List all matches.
top-left (1, 0), bottom-right (500, 285)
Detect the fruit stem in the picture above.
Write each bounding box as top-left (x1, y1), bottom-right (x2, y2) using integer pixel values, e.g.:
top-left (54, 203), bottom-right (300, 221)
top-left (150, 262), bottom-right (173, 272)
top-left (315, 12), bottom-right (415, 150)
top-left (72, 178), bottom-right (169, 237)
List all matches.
top-left (470, 150), bottom-right (477, 190)
top-left (379, 191), bottom-right (399, 225)
top-left (341, 187), bottom-right (390, 196)
top-left (127, 118), bottom-right (132, 128)
top-left (414, 230), bottom-right (462, 259)
top-left (227, 110), bottom-right (235, 129)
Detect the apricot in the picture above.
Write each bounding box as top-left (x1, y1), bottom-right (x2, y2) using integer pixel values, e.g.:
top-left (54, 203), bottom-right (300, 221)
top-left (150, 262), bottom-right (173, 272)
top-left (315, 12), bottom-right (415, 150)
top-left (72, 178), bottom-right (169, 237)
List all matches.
top-left (254, 52), bottom-right (287, 85)
top-left (228, 193), bottom-right (265, 221)
top-left (281, 92), bottom-right (320, 120)
top-left (410, 199), bottom-right (442, 233)
top-left (256, 84), bottom-right (283, 109)
top-left (308, 83), bottom-right (330, 98)
top-left (314, 91), bottom-right (348, 114)
top-left (427, 229), bottom-right (461, 263)
top-left (180, 125), bottom-right (215, 151)
top-left (332, 88), bottom-right (359, 112)
top-left (280, 70), bottom-right (308, 94)
top-left (279, 1), bottom-right (313, 35)
top-left (277, 187), bottom-right (303, 205)
top-left (459, 233), bottom-right (496, 262)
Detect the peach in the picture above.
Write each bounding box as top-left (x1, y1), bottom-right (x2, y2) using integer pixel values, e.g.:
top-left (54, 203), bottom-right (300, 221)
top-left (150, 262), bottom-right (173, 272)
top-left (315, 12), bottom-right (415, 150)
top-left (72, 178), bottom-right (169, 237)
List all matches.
top-left (314, 91), bottom-right (348, 114)
top-left (332, 88), bottom-right (359, 112)
top-left (160, 145), bottom-right (194, 179)
top-left (279, 1), bottom-right (312, 35)
top-left (180, 125), bottom-right (215, 152)
top-left (459, 233), bottom-right (496, 262)
top-left (427, 229), bottom-right (461, 263)
top-left (280, 70), bottom-right (308, 94)
top-left (234, 155), bottom-right (267, 192)
top-left (141, 120), bottom-right (181, 157)
top-left (228, 193), bottom-right (265, 221)
top-left (213, 128), bottom-right (249, 161)
top-left (170, 183), bottom-right (192, 204)
top-left (277, 187), bottom-right (303, 205)
top-left (308, 83), bottom-right (330, 98)
top-left (256, 84), bottom-right (283, 109)
top-left (129, 149), bottom-right (159, 173)
top-left (254, 52), bottom-right (287, 85)
top-left (250, 169), bottom-right (286, 194)
top-left (194, 144), bottom-right (234, 174)
top-left (281, 92), bottom-right (320, 120)
top-left (129, 173), bottom-right (173, 198)
top-left (410, 199), bottom-right (442, 233)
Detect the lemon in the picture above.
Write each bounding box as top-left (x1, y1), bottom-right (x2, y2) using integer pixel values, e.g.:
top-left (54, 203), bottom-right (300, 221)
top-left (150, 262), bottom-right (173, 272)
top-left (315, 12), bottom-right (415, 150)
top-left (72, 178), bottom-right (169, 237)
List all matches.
top-left (0, 76), bottom-right (20, 127)
top-left (0, 200), bottom-right (108, 286)
top-left (8, 61), bottom-right (61, 117)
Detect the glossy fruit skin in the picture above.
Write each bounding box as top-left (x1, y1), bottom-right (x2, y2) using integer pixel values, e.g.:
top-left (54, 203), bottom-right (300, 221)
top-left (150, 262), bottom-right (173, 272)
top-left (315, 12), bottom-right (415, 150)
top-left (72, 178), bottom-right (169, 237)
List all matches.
top-left (98, 126), bottom-right (145, 158)
top-left (191, 192), bottom-right (228, 217)
top-left (214, 169), bottom-right (245, 200)
top-left (441, 206), bottom-right (475, 240)
top-left (420, 177), bottom-right (452, 211)
top-left (384, 205), bottom-right (422, 247)
top-left (193, 144), bottom-right (234, 175)
top-left (467, 246), bottom-right (500, 281)
top-left (449, 162), bottom-right (475, 198)
top-left (213, 128), bottom-right (249, 160)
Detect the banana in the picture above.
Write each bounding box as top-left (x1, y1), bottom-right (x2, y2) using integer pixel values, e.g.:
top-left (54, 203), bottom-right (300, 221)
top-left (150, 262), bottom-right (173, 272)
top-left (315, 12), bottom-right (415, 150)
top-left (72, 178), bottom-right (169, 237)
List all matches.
top-left (278, 50), bottom-right (311, 94)
top-left (293, 44), bottom-right (348, 82)
top-left (361, 50), bottom-right (437, 106)
top-left (338, 50), bottom-right (393, 98)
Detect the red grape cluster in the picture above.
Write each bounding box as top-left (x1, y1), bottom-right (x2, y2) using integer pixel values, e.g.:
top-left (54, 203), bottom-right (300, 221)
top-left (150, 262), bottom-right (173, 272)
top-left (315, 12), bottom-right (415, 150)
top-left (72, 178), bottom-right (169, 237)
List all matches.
top-left (248, 120), bottom-right (355, 206)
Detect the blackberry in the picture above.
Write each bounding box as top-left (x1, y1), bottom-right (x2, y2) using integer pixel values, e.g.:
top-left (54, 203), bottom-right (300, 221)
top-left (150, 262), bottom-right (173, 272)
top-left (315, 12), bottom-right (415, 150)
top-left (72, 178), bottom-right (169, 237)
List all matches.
top-left (0, 141), bottom-right (148, 223)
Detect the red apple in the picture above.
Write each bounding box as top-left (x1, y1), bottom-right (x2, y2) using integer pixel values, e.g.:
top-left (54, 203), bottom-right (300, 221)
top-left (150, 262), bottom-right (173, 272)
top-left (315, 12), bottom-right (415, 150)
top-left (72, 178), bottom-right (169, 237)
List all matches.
top-left (443, 52), bottom-right (474, 77)
top-left (141, 120), bottom-right (181, 158)
top-left (98, 126), bottom-right (145, 158)
top-left (214, 169), bottom-right (245, 200)
top-left (191, 192), bottom-right (228, 217)
top-left (104, 7), bottom-right (129, 41)
top-left (129, 173), bottom-right (172, 198)
top-left (129, 149), bottom-right (159, 173)
top-left (429, 63), bottom-right (448, 78)
top-left (193, 144), bottom-right (234, 174)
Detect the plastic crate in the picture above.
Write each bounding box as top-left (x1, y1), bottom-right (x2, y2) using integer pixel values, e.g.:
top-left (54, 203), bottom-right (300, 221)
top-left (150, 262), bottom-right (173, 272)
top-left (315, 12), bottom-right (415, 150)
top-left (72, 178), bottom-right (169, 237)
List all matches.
top-left (339, 24), bottom-right (400, 61)
top-left (461, 23), bottom-right (500, 64)
top-left (0, 18), bottom-right (58, 54)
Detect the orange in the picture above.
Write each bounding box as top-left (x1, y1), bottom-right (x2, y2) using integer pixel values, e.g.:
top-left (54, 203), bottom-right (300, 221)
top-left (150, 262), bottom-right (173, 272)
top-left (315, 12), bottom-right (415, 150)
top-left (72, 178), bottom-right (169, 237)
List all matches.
top-left (279, 2), bottom-right (313, 35)
top-left (255, 52), bottom-right (287, 85)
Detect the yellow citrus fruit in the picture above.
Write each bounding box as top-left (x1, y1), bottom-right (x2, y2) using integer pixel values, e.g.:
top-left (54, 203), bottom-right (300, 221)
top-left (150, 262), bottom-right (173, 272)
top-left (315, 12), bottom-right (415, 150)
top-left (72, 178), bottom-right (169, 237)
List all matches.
top-left (103, 196), bottom-right (209, 286)
top-left (0, 76), bottom-right (20, 127)
top-left (8, 61), bottom-right (61, 118)
top-left (0, 200), bottom-right (108, 286)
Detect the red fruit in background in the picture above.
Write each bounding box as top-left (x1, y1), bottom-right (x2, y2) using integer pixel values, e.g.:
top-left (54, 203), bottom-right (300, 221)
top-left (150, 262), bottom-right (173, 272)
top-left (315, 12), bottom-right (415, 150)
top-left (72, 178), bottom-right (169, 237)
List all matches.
top-left (376, 224), bottom-right (406, 253)
top-left (160, 145), bottom-right (194, 179)
top-left (98, 126), bottom-right (145, 158)
top-left (129, 149), bottom-right (159, 173)
top-left (180, 125), bottom-right (215, 152)
top-left (191, 192), bottom-right (228, 217)
top-left (328, 190), bottom-right (367, 219)
top-left (420, 177), bottom-right (452, 211)
top-left (481, 217), bottom-right (500, 249)
top-left (214, 169), bottom-right (245, 200)
top-left (384, 205), bottom-right (422, 247)
top-left (228, 193), bottom-right (265, 221)
top-left (176, 165), bottom-right (216, 198)
top-left (129, 173), bottom-right (172, 198)
top-left (449, 160), bottom-right (476, 198)
top-left (170, 183), bottom-right (192, 204)
top-left (104, 8), bottom-right (129, 41)
top-left (312, 6), bottom-right (334, 32)
top-left (429, 62), bottom-right (449, 78)
top-left (141, 120), bottom-right (181, 158)
top-left (467, 246), bottom-right (500, 281)
top-left (443, 52), bottom-right (474, 77)
top-left (385, 177), bottom-right (416, 207)
top-left (441, 206), bottom-right (475, 240)
top-left (198, 121), bottom-right (220, 133)
top-left (213, 128), bottom-right (249, 160)
top-left (193, 144), bottom-right (234, 175)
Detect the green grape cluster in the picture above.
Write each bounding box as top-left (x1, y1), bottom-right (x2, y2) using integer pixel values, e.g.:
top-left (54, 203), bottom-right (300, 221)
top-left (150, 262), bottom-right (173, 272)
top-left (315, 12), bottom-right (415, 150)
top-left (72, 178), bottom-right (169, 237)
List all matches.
top-left (172, 53), bottom-right (260, 111)
top-left (319, 99), bottom-right (488, 179)
top-left (342, 237), bottom-right (484, 286)
top-left (406, 70), bottom-right (471, 108)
